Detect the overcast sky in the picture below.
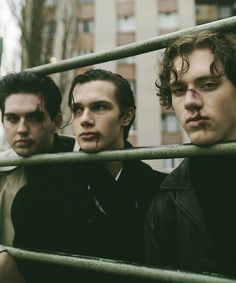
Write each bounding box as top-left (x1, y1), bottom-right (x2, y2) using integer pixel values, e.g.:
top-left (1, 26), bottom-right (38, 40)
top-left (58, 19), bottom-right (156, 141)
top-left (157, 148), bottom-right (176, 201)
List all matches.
top-left (0, 0), bottom-right (21, 75)
top-left (0, 0), bottom-right (21, 148)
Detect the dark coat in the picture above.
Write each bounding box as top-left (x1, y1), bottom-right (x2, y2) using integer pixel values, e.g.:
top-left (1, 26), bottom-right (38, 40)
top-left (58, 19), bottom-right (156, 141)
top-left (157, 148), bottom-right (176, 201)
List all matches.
top-left (12, 146), bottom-right (167, 282)
top-left (145, 157), bottom-right (236, 279)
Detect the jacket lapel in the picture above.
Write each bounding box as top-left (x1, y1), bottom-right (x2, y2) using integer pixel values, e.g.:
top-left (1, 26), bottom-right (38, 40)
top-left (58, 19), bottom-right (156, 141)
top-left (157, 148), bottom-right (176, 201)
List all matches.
top-left (161, 159), bottom-right (213, 250)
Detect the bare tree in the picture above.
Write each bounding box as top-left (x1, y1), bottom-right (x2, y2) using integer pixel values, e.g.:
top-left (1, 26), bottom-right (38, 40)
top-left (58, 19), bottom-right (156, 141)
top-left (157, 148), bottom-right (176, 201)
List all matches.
top-left (7, 0), bottom-right (79, 134)
top-left (52, 0), bottom-right (79, 134)
top-left (7, 0), bottom-right (46, 69)
top-left (21, 0), bottom-right (46, 68)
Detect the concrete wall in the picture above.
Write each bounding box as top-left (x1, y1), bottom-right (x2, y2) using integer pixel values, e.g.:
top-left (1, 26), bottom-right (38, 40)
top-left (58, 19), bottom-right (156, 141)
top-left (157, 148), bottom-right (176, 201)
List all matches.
top-left (95, 0), bottom-right (116, 71)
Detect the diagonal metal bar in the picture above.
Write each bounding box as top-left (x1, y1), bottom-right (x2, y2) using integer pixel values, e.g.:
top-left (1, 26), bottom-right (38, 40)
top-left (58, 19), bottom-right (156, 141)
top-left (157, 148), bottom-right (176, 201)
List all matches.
top-left (1, 142), bottom-right (236, 166)
top-left (25, 16), bottom-right (236, 75)
top-left (4, 246), bottom-right (235, 283)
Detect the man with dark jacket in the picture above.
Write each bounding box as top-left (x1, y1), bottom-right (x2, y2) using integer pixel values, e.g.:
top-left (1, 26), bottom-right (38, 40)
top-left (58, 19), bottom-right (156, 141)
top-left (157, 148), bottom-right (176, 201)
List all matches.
top-left (0, 71), bottom-right (75, 283)
top-left (145, 30), bottom-right (236, 279)
top-left (65, 69), bottom-right (167, 263)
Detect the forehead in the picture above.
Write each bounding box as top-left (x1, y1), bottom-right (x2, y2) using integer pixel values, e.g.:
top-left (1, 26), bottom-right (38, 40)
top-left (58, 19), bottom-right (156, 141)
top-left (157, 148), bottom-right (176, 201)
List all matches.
top-left (4, 93), bottom-right (45, 114)
top-left (173, 48), bottom-right (216, 80)
top-left (73, 80), bottom-right (117, 104)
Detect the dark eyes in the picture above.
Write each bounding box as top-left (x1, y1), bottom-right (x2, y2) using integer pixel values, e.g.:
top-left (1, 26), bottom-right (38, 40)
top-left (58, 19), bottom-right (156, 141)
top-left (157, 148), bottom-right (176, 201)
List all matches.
top-left (4, 113), bottom-right (45, 124)
top-left (27, 113), bottom-right (45, 123)
top-left (199, 82), bottom-right (218, 91)
top-left (5, 115), bottom-right (19, 124)
top-left (93, 104), bottom-right (107, 111)
top-left (73, 103), bottom-right (110, 115)
top-left (72, 104), bottom-right (83, 114)
top-left (171, 81), bottom-right (219, 97)
top-left (171, 87), bottom-right (186, 97)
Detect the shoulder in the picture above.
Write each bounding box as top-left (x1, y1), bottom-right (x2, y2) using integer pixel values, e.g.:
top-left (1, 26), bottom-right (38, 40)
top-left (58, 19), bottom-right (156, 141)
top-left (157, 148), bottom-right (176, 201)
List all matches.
top-left (0, 149), bottom-right (18, 172)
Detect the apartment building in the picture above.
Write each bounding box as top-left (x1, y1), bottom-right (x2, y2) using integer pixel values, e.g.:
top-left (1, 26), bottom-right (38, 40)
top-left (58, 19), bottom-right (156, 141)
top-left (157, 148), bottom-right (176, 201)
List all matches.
top-left (43, 0), bottom-right (236, 170)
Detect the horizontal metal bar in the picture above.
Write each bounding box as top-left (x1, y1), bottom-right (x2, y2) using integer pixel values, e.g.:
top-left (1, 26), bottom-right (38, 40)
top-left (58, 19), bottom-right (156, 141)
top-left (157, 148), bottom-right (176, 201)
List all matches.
top-left (26, 16), bottom-right (236, 75)
top-left (1, 142), bottom-right (236, 166)
top-left (4, 246), bottom-right (235, 283)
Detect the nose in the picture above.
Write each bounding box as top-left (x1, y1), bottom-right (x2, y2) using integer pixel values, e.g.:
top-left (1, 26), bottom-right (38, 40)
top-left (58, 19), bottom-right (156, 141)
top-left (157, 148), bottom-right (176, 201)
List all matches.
top-left (184, 88), bottom-right (203, 111)
top-left (17, 118), bottom-right (29, 135)
top-left (80, 108), bottom-right (94, 127)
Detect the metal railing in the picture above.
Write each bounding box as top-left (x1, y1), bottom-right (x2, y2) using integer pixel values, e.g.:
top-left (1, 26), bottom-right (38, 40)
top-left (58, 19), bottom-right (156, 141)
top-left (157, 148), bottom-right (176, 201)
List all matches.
top-left (1, 142), bottom-right (236, 166)
top-left (2, 246), bottom-right (236, 283)
top-left (26, 16), bottom-right (236, 76)
top-left (2, 15), bottom-right (236, 283)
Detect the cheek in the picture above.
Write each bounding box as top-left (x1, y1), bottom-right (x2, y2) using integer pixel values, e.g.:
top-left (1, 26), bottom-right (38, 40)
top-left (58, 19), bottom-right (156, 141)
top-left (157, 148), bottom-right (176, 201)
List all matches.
top-left (102, 117), bottom-right (121, 132)
top-left (172, 101), bottom-right (183, 118)
top-left (72, 120), bottom-right (81, 135)
top-left (3, 125), bottom-right (14, 136)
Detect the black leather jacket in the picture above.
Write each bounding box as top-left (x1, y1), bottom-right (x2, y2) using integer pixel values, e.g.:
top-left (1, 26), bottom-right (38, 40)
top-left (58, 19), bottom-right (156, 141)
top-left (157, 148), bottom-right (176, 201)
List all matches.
top-left (146, 156), bottom-right (236, 280)
top-left (145, 159), bottom-right (218, 274)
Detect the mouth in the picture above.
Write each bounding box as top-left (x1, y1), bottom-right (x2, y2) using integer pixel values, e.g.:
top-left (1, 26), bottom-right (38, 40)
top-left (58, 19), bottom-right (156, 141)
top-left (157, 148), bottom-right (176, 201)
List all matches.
top-left (80, 132), bottom-right (100, 141)
top-left (15, 139), bottom-right (33, 147)
top-left (185, 115), bottom-right (209, 127)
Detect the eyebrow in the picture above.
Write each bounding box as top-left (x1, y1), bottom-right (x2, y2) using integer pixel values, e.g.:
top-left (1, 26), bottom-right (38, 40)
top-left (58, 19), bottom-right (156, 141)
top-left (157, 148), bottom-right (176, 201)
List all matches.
top-left (4, 111), bottom-right (45, 117)
top-left (73, 100), bottom-right (112, 107)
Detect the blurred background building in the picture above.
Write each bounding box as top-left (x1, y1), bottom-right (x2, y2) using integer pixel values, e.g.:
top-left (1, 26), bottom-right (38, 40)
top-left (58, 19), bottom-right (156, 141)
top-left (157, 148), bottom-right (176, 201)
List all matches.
top-left (1, 0), bottom-right (236, 170)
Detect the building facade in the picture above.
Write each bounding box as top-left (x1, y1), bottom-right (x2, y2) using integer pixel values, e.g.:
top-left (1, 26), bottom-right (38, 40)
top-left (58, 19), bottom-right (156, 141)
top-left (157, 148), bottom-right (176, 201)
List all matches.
top-left (42, 0), bottom-right (236, 170)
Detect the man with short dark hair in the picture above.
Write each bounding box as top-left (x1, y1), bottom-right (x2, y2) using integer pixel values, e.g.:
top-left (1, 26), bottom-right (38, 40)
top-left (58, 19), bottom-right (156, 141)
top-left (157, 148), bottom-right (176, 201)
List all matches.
top-left (145, 30), bottom-right (236, 278)
top-left (66, 69), bottom-right (167, 262)
top-left (0, 71), bottom-right (75, 283)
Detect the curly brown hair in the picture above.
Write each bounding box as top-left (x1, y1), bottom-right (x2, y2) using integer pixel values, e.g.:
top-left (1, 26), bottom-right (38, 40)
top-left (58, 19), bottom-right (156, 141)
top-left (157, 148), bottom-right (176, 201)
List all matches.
top-left (156, 30), bottom-right (236, 108)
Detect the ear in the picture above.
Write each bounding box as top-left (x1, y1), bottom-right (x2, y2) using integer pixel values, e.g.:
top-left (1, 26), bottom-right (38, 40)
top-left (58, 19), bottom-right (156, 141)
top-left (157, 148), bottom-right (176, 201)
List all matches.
top-left (52, 113), bottom-right (63, 134)
top-left (122, 107), bottom-right (135, 127)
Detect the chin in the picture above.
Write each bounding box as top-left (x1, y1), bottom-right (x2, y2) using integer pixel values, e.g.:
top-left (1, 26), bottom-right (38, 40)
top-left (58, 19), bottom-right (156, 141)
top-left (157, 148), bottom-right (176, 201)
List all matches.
top-left (14, 149), bottom-right (33, 157)
top-left (188, 130), bottom-right (219, 146)
top-left (190, 137), bottom-right (218, 146)
top-left (81, 147), bottom-right (101, 153)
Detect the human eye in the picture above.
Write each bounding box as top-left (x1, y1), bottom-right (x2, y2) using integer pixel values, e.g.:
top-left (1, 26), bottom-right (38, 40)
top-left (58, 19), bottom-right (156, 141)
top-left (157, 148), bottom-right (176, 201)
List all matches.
top-left (171, 85), bottom-right (187, 97)
top-left (198, 79), bottom-right (220, 92)
top-left (92, 102), bottom-right (110, 113)
top-left (72, 104), bottom-right (83, 116)
top-left (27, 112), bottom-right (45, 124)
top-left (4, 114), bottom-right (19, 124)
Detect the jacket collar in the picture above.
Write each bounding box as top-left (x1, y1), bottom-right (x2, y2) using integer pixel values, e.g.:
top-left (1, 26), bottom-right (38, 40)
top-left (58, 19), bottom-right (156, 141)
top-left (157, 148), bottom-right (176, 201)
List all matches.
top-left (161, 158), bottom-right (191, 191)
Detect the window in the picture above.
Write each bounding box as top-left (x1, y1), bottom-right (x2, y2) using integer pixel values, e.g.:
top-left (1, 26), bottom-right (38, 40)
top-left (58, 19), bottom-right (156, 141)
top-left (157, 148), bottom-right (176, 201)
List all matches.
top-left (158, 12), bottom-right (179, 30)
top-left (162, 113), bottom-right (180, 133)
top-left (218, 5), bottom-right (232, 18)
top-left (43, 23), bottom-right (56, 38)
top-left (196, 4), bottom-right (218, 24)
top-left (78, 20), bottom-right (94, 33)
top-left (117, 16), bottom-right (135, 32)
